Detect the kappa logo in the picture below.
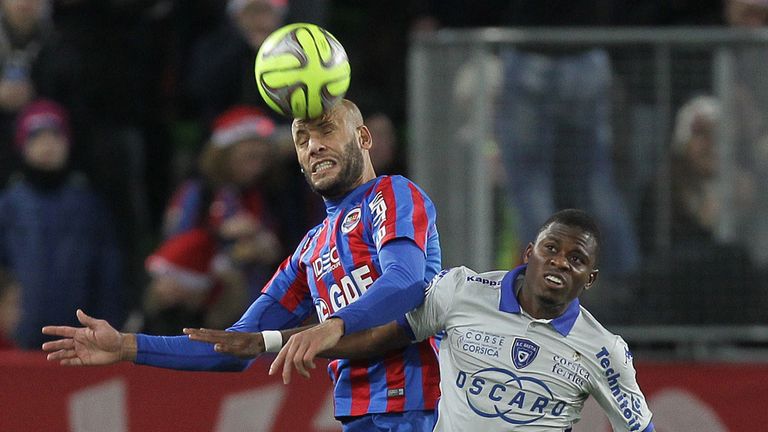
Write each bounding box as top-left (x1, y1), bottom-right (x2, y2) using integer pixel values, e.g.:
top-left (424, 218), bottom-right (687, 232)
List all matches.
top-left (341, 207), bottom-right (362, 233)
top-left (512, 338), bottom-right (540, 369)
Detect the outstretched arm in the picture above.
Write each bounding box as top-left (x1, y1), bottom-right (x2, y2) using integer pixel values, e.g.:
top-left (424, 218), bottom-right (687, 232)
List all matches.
top-left (271, 321), bottom-right (411, 383)
top-left (185, 320), bottom-right (412, 384)
top-left (42, 309), bottom-right (137, 366)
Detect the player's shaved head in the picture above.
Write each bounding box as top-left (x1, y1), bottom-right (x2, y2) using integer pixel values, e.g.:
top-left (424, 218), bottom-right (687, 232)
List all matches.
top-left (292, 99), bottom-right (363, 133)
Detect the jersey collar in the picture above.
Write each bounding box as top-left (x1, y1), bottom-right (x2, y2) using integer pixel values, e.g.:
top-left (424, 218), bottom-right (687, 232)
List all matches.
top-left (323, 177), bottom-right (380, 215)
top-left (499, 264), bottom-right (581, 337)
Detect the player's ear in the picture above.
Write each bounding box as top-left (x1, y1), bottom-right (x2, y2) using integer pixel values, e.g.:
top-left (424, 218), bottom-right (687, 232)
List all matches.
top-left (522, 243), bottom-right (534, 264)
top-left (358, 125), bottom-right (372, 150)
top-left (584, 269), bottom-right (599, 290)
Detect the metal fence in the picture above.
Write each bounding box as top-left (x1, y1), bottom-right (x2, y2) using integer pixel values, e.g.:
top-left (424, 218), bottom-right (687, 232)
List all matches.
top-left (408, 27), bottom-right (768, 360)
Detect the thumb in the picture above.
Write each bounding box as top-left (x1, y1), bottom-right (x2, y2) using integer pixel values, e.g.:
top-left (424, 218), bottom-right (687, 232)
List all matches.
top-left (76, 309), bottom-right (96, 327)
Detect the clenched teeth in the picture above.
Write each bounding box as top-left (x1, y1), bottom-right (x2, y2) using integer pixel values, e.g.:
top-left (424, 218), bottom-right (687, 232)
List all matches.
top-left (313, 161), bottom-right (334, 173)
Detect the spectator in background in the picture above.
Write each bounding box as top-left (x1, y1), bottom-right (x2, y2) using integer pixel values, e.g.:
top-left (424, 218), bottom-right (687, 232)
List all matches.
top-left (183, 0), bottom-right (286, 126)
top-left (640, 96), bottom-right (754, 252)
top-left (0, 0), bottom-right (81, 186)
top-left (48, 1), bottom-right (172, 317)
top-left (638, 95), bottom-right (761, 323)
top-left (164, 106), bottom-right (285, 304)
top-left (0, 269), bottom-right (19, 349)
top-left (365, 112), bottom-right (403, 174)
top-left (142, 227), bottom-right (244, 334)
top-left (721, 0), bottom-right (768, 268)
top-left (493, 1), bottom-right (641, 280)
top-left (0, 99), bottom-right (123, 349)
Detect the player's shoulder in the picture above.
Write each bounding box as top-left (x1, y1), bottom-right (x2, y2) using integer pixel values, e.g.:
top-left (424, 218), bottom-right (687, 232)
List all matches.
top-left (571, 307), bottom-right (628, 353)
top-left (372, 175), bottom-right (428, 196)
top-left (457, 267), bottom-right (507, 289)
top-left (429, 266), bottom-right (505, 295)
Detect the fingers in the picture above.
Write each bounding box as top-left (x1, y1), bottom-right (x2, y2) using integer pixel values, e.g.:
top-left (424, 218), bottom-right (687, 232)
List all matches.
top-left (281, 337), bottom-right (300, 384)
top-left (184, 328), bottom-right (233, 353)
top-left (268, 334), bottom-right (322, 384)
top-left (269, 343), bottom-right (288, 378)
top-left (183, 328), bottom-right (226, 344)
top-left (76, 309), bottom-right (95, 327)
top-left (41, 325), bottom-right (77, 338)
top-left (41, 338), bottom-right (75, 352)
top-left (46, 348), bottom-right (81, 365)
top-left (302, 350), bottom-right (317, 374)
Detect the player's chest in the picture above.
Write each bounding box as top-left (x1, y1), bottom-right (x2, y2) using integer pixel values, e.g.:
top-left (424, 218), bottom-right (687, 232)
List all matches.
top-left (300, 208), bottom-right (380, 319)
top-left (445, 318), bottom-right (592, 396)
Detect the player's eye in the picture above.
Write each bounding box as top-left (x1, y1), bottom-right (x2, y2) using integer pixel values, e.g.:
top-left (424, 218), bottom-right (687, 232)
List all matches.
top-left (570, 255), bottom-right (585, 265)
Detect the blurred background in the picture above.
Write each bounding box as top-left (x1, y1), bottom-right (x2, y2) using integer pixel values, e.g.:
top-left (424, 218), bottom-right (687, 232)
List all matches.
top-left (1, 0), bottom-right (768, 431)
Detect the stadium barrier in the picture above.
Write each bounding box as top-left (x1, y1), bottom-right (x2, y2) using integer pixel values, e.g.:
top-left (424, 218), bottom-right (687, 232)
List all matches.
top-left (2, 351), bottom-right (767, 431)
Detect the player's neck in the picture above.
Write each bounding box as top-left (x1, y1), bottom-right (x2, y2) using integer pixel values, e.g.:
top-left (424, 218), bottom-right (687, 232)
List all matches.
top-left (516, 281), bottom-right (568, 320)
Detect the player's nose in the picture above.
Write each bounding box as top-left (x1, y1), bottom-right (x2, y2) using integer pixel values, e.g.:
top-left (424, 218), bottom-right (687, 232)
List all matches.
top-left (307, 137), bottom-right (327, 155)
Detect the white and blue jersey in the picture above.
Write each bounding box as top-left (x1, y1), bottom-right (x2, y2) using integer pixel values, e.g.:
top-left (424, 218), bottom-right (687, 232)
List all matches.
top-left (402, 265), bottom-right (655, 432)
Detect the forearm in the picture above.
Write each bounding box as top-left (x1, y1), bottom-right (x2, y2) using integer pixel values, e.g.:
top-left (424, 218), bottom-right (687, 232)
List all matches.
top-left (316, 322), bottom-right (410, 360)
top-left (135, 334), bottom-right (251, 371)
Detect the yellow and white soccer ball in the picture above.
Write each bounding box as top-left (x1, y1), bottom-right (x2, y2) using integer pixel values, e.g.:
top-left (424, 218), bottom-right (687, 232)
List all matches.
top-left (254, 23), bottom-right (351, 119)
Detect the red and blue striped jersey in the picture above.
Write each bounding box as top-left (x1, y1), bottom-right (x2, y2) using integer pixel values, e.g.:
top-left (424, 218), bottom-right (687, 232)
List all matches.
top-left (263, 175), bottom-right (442, 417)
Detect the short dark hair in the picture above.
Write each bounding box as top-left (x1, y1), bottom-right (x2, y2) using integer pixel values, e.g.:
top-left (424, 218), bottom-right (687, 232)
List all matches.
top-left (537, 208), bottom-right (601, 254)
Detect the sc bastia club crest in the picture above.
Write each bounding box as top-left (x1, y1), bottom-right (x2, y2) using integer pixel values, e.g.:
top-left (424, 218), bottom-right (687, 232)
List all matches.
top-left (512, 338), bottom-right (540, 369)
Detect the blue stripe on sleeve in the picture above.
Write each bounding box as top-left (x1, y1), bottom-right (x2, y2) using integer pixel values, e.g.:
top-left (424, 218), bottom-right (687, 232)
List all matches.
top-left (331, 238), bottom-right (426, 335)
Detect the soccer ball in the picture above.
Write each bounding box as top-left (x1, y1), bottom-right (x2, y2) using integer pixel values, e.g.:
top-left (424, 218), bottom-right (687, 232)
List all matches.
top-left (254, 23), bottom-right (351, 119)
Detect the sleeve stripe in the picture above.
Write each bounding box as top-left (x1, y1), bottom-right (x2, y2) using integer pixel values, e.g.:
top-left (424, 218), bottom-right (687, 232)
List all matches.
top-left (408, 182), bottom-right (428, 251)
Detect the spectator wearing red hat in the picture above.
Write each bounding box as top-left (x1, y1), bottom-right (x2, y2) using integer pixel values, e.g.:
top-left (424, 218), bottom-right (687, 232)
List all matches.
top-left (141, 228), bottom-right (236, 334)
top-left (161, 105), bottom-right (288, 313)
top-left (0, 99), bottom-right (124, 349)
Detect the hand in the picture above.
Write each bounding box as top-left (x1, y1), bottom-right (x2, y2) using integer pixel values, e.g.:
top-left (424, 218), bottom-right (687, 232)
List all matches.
top-left (183, 328), bottom-right (265, 359)
top-left (269, 318), bottom-right (345, 384)
top-left (219, 213), bottom-right (259, 239)
top-left (41, 309), bottom-right (134, 366)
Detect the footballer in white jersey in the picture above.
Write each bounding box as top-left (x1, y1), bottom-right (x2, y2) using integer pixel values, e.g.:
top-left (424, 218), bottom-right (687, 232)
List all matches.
top-left (245, 209), bottom-right (656, 431)
top-left (404, 265), bottom-right (654, 431)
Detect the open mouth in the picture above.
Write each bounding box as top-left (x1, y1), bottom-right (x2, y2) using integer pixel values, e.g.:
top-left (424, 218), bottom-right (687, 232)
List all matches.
top-left (544, 273), bottom-right (565, 287)
top-left (311, 160), bottom-right (336, 174)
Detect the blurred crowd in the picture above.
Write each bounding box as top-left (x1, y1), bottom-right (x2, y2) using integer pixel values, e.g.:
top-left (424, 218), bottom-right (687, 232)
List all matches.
top-left (1, 0), bottom-right (768, 349)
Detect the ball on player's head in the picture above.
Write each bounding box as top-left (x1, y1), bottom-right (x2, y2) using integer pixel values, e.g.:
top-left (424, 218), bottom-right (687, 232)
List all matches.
top-left (254, 23), bottom-right (351, 120)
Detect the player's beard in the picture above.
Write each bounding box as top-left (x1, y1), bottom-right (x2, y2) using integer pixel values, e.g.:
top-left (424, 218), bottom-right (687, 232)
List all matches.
top-left (305, 137), bottom-right (365, 199)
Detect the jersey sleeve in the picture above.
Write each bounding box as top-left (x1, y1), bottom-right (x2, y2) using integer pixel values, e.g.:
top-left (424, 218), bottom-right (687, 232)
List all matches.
top-left (367, 175), bottom-right (437, 253)
top-left (404, 267), bottom-right (463, 342)
top-left (590, 336), bottom-right (654, 432)
top-left (259, 230), bottom-right (315, 321)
